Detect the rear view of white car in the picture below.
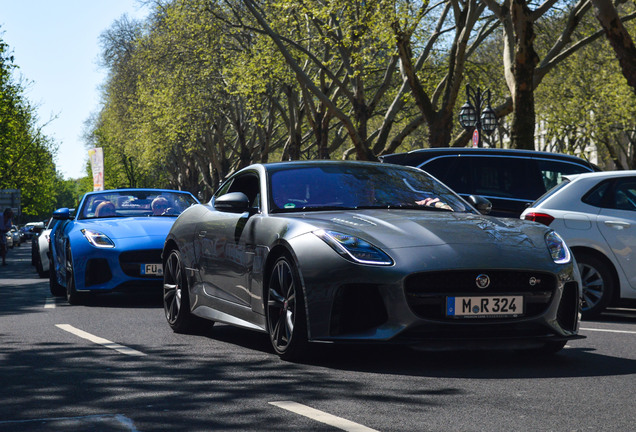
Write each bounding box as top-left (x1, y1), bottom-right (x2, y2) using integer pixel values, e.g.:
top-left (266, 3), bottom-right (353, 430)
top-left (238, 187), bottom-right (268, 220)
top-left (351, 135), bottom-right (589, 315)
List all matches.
top-left (521, 171), bottom-right (636, 318)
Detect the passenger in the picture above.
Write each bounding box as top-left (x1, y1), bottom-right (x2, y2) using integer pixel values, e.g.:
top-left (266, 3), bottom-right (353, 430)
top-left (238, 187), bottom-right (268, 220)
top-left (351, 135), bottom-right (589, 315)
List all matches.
top-left (95, 201), bottom-right (117, 218)
top-left (151, 196), bottom-right (170, 215)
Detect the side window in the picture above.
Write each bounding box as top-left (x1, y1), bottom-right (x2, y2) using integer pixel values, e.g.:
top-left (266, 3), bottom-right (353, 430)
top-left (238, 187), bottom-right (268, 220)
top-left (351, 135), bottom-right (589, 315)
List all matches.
top-left (228, 173), bottom-right (261, 210)
top-left (421, 157), bottom-right (464, 190)
top-left (214, 180), bottom-right (233, 199)
top-left (582, 180), bottom-right (612, 207)
top-left (468, 157), bottom-right (541, 199)
top-left (611, 178), bottom-right (636, 211)
top-left (536, 159), bottom-right (593, 191)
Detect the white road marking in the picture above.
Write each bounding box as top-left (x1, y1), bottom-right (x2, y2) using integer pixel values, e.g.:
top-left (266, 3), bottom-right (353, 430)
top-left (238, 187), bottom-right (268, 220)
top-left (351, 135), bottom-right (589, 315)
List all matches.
top-left (56, 324), bottom-right (146, 356)
top-left (581, 327), bottom-right (636, 335)
top-left (0, 414), bottom-right (139, 431)
top-left (606, 307), bottom-right (636, 312)
top-left (44, 298), bottom-right (56, 308)
top-left (270, 401), bottom-right (380, 432)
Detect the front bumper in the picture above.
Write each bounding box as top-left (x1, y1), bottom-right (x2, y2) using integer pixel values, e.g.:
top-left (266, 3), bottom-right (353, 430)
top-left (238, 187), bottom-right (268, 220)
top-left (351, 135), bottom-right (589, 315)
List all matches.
top-left (290, 238), bottom-right (582, 347)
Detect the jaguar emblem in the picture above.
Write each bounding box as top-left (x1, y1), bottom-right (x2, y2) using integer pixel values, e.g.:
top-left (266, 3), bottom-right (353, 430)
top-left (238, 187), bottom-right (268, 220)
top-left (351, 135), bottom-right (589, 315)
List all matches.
top-left (475, 274), bottom-right (490, 289)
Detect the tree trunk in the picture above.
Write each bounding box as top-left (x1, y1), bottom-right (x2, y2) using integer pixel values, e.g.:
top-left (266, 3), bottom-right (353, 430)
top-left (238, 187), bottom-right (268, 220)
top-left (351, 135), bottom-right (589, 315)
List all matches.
top-left (592, 0), bottom-right (636, 93)
top-left (510, 0), bottom-right (539, 150)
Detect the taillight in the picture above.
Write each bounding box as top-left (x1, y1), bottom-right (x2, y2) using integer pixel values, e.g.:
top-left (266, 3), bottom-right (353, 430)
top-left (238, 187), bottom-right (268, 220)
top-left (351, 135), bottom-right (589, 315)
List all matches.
top-left (524, 212), bottom-right (555, 226)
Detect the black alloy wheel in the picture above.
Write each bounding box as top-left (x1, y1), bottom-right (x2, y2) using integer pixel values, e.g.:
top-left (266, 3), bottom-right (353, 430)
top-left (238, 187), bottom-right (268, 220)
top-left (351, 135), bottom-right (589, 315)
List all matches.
top-left (266, 255), bottom-right (308, 360)
top-left (49, 262), bottom-right (65, 297)
top-left (163, 249), bottom-right (209, 333)
top-left (577, 252), bottom-right (614, 319)
top-left (65, 246), bottom-right (84, 305)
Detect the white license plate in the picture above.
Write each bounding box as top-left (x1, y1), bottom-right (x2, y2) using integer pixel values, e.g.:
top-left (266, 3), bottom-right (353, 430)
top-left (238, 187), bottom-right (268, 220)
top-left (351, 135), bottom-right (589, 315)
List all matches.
top-left (141, 263), bottom-right (163, 276)
top-left (446, 296), bottom-right (523, 317)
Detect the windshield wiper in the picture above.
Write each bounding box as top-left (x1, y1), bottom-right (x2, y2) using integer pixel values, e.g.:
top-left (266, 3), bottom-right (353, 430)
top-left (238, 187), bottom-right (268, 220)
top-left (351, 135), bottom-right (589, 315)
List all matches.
top-left (299, 205), bottom-right (358, 211)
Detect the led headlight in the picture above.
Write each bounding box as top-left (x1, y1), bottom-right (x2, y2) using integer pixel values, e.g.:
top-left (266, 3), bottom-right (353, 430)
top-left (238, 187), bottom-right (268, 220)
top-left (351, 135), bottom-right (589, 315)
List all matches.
top-left (545, 231), bottom-right (571, 264)
top-left (314, 230), bottom-right (393, 266)
top-left (81, 229), bottom-right (115, 248)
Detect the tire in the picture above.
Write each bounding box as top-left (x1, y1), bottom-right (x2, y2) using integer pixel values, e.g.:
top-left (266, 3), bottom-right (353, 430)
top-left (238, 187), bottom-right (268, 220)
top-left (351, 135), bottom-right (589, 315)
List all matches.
top-left (35, 253), bottom-right (47, 278)
top-left (576, 252), bottom-right (615, 319)
top-left (65, 246), bottom-right (85, 305)
top-left (49, 263), bottom-right (65, 297)
top-left (163, 249), bottom-right (210, 333)
top-left (266, 254), bottom-right (308, 361)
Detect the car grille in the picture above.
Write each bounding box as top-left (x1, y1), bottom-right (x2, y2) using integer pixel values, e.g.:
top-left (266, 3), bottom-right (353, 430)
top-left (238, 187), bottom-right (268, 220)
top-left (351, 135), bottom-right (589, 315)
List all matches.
top-left (119, 249), bottom-right (162, 278)
top-left (404, 270), bottom-right (556, 320)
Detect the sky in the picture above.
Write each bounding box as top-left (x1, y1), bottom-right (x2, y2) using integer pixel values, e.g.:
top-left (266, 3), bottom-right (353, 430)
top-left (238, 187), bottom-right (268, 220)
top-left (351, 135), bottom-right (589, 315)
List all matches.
top-left (1, 1), bottom-right (150, 180)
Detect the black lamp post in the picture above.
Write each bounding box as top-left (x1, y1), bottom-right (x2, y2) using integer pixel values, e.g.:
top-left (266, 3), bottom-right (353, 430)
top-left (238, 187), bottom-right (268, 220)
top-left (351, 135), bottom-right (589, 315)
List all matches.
top-left (458, 84), bottom-right (497, 148)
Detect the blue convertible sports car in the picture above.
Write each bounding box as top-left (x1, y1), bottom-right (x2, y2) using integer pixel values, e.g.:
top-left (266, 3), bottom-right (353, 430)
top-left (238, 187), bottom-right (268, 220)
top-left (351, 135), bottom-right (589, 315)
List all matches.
top-left (49, 189), bottom-right (199, 304)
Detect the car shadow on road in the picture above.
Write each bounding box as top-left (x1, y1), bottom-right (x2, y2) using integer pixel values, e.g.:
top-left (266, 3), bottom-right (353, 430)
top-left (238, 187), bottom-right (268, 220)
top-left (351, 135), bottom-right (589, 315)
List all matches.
top-left (75, 291), bottom-right (163, 309)
top-left (194, 323), bottom-right (636, 380)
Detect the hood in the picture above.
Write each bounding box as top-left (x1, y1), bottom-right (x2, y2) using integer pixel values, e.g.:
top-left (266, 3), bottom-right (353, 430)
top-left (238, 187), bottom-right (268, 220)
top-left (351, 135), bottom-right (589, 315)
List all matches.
top-left (79, 217), bottom-right (176, 240)
top-left (291, 210), bottom-right (547, 250)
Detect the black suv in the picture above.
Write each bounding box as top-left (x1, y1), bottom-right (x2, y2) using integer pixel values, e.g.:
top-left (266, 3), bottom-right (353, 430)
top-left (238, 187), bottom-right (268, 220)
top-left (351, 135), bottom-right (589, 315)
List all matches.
top-left (380, 148), bottom-right (600, 217)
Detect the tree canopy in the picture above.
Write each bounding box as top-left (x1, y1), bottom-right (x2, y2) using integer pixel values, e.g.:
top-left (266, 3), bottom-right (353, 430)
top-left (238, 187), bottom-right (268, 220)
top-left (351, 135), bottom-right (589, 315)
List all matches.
top-left (0, 36), bottom-right (80, 220)
top-left (4, 1), bottom-right (636, 211)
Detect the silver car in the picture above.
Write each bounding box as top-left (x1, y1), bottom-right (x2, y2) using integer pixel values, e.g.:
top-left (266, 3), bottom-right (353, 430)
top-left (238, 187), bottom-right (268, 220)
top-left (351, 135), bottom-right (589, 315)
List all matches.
top-left (163, 161), bottom-right (583, 360)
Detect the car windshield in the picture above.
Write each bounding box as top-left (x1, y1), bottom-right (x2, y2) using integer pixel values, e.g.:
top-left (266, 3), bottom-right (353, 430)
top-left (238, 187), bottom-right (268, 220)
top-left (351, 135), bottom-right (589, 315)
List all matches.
top-left (78, 190), bottom-right (198, 220)
top-left (269, 164), bottom-right (473, 213)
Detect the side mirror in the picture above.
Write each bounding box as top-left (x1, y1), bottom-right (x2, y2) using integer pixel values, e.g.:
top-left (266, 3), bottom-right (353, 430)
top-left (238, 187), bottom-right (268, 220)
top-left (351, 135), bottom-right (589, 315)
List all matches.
top-left (214, 192), bottom-right (251, 213)
top-left (467, 195), bottom-right (492, 215)
top-left (52, 208), bottom-right (71, 221)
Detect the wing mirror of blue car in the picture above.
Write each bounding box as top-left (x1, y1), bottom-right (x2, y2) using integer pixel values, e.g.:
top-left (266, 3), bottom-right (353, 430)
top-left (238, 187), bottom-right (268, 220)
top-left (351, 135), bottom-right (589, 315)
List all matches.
top-left (467, 195), bottom-right (492, 215)
top-left (52, 207), bottom-right (71, 220)
top-left (214, 192), bottom-right (252, 214)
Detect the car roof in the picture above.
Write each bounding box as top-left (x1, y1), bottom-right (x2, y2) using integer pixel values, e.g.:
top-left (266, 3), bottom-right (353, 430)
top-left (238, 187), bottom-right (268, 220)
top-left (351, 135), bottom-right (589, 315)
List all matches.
top-left (380, 147), bottom-right (600, 170)
top-left (565, 170), bottom-right (636, 182)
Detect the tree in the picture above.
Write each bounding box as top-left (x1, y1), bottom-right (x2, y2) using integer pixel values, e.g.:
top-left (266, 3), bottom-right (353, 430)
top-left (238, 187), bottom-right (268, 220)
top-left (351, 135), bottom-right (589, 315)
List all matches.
top-left (0, 35), bottom-right (60, 219)
top-left (238, 0), bottom-right (429, 159)
top-left (591, 0), bottom-right (636, 93)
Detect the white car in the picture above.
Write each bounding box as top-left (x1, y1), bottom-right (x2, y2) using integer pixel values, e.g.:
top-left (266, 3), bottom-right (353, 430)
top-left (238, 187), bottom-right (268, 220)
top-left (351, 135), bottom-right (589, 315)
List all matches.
top-left (9, 226), bottom-right (21, 246)
top-left (521, 171), bottom-right (636, 318)
top-left (34, 218), bottom-right (55, 278)
top-left (4, 232), bottom-right (13, 249)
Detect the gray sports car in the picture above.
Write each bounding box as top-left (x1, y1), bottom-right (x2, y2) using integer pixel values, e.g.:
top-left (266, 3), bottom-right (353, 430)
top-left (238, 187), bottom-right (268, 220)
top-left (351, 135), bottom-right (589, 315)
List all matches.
top-left (162, 161), bottom-right (583, 360)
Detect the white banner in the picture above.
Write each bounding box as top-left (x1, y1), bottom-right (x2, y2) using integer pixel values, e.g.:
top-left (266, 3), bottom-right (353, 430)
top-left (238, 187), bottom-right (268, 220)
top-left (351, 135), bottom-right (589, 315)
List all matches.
top-left (88, 148), bottom-right (104, 191)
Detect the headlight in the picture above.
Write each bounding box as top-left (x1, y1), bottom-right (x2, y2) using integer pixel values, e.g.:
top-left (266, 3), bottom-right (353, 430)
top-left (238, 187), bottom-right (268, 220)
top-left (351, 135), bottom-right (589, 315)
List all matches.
top-left (314, 230), bottom-right (393, 266)
top-left (81, 229), bottom-right (115, 248)
top-left (545, 231), bottom-right (571, 264)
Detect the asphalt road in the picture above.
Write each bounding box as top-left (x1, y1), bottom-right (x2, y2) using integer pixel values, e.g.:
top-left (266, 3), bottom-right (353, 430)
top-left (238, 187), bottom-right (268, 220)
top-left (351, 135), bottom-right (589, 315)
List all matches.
top-left (1, 245), bottom-right (635, 431)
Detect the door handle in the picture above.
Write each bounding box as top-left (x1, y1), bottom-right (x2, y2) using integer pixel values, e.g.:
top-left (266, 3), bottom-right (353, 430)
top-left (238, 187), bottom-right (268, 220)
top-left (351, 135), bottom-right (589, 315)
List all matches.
top-left (604, 221), bottom-right (631, 230)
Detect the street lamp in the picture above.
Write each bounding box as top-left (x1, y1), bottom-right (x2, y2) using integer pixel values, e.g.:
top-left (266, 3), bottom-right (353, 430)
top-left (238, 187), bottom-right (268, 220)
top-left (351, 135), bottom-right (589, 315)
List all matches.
top-left (458, 84), bottom-right (497, 148)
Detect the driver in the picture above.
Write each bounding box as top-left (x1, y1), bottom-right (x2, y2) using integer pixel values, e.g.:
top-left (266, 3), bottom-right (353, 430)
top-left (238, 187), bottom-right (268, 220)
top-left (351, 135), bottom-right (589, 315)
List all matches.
top-left (151, 196), bottom-right (170, 215)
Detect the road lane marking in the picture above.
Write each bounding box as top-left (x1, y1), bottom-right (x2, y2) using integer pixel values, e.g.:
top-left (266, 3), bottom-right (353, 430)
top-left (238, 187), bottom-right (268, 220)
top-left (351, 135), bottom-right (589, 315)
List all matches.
top-left (270, 401), bottom-right (380, 432)
top-left (0, 414), bottom-right (139, 431)
top-left (56, 324), bottom-right (146, 356)
top-left (581, 327), bottom-right (636, 335)
top-left (44, 298), bottom-right (56, 308)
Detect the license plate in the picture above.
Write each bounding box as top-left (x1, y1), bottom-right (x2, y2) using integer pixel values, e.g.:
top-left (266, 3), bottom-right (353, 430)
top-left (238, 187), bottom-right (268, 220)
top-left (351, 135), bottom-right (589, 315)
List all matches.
top-left (446, 296), bottom-right (523, 318)
top-left (141, 263), bottom-right (163, 276)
